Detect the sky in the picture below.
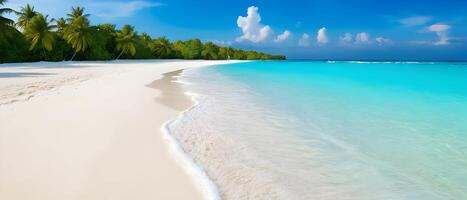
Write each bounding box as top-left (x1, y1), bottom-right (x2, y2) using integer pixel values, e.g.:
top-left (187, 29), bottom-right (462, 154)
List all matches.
top-left (6, 0), bottom-right (467, 60)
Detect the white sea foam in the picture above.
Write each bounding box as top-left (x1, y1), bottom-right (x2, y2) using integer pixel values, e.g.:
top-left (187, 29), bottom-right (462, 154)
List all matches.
top-left (161, 101), bottom-right (221, 200)
top-left (161, 71), bottom-right (222, 200)
top-left (345, 61), bottom-right (435, 64)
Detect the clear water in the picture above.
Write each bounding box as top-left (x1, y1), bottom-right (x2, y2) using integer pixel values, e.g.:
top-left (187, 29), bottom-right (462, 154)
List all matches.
top-left (169, 61), bottom-right (467, 200)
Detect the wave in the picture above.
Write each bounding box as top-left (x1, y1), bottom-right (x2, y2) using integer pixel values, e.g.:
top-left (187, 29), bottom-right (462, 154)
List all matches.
top-left (325, 60), bottom-right (437, 64)
top-left (344, 61), bottom-right (435, 64)
top-left (161, 75), bottom-right (221, 200)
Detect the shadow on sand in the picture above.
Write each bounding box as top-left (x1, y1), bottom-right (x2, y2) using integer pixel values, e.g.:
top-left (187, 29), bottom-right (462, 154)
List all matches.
top-left (0, 72), bottom-right (56, 78)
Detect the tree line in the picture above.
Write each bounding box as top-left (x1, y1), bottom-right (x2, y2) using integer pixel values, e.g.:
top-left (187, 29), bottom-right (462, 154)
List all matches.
top-left (0, 1), bottom-right (286, 63)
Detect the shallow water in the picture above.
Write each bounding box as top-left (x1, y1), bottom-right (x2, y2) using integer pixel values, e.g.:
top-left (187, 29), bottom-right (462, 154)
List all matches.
top-left (169, 61), bottom-right (467, 200)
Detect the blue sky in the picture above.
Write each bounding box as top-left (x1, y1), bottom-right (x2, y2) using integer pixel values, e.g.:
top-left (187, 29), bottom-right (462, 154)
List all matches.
top-left (6, 0), bottom-right (467, 60)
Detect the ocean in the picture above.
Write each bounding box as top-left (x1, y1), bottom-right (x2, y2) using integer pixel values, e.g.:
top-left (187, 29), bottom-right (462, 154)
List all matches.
top-left (169, 61), bottom-right (467, 200)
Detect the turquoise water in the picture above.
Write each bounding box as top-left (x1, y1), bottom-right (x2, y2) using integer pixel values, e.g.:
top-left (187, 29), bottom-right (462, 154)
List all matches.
top-left (171, 61), bottom-right (467, 199)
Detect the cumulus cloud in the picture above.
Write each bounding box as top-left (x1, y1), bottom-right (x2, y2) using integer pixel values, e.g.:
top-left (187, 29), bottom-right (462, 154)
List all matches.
top-left (375, 37), bottom-right (392, 45)
top-left (236, 6), bottom-right (273, 43)
top-left (400, 16), bottom-right (432, 26)
top-left (427, 23), bottom-right (451, 45)
top-left (355, 32), bottom-right (370, 43)
top-left (340, 33), bottom-right (353, 43)
top-left (274, 30), bottom-right (292, 43)
top-left (298, 33), bottom-right (311, 47)
top-left (340, 32), bottom-right (392, 46)
top-left (316, 27), bottom-right (329, 44)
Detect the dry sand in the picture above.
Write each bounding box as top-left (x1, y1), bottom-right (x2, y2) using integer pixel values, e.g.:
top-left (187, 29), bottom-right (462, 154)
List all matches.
top-left (0, 60), bottom-right (241, 200)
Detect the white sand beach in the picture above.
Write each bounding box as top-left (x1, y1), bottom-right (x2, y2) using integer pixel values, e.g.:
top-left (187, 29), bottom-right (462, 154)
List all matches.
top-left (0, 60), bottom-right (240, 200)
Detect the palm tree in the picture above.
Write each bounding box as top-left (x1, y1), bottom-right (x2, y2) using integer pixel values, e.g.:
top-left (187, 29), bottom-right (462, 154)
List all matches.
top-left (149, 37), bottom-right (172, 58)
top-left (140, 32), bottom-right (151, 42)
top-left (16, 4), bottom-right (37, 30)
top-left (0, 0), bottom-right (15, 39)
top-left (115, 25), bottom-right (137, 60)
top-left (0, 0), bottom-right (15, 26)
top-left (97, 23), bottom-right (116, 33)
top-left (23, 14), bottom-right (56, 60)
top-left (55, 17), bottom-right (67, 33)
top-left (66, 6), bottom-right (89, 22)
top-left (183, 39), bottom-right (203, 59)
top-left (218, 47), bottom-right (231, 60)
top-left (139, 32), bottom-right (152, 48)
top-left (201, 42), bottom-right (219, 60)
top-left (64, 16), bottom-right (92, 60)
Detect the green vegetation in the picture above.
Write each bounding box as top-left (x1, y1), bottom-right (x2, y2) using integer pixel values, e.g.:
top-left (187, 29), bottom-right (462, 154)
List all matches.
top-left (0, 1), bottom-right (286, 63)
top-left (65, 14), bottom-right (92, 60)
top-left (115, 25), bottom-right (137, 60)
top-left (23, 14), bottom-right (55, 60)
top-left (16, 4), bottom-right (37, 30)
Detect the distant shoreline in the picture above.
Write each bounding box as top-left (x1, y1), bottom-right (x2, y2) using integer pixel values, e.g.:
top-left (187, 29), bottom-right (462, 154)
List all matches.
top-left (0, 59), bottom-right (269, 66)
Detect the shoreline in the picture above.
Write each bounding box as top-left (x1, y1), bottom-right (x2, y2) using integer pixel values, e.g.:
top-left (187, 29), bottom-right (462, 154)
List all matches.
top-left (149, 69), bottom-right (221, 200)
top-left (0, 60), bottom-right (243, 200)
top-left (159, 61), bottom-right (250, 200)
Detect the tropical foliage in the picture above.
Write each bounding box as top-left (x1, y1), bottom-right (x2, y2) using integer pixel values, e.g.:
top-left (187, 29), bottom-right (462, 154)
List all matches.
top-left (23, 14), bottom-right (55, 59)
top-left (0, 0), bottom-right (14, 26)
top-left (16, 4), bottom-right (37, 29)
top-left (115, 25), bottom-right (137, 59)
top-left (55, 18), bottom-right (67, 34)
top-left (65, 15), bottom-right (92, 60)
top-left (66, 6), bottom-right (89, 22)
top-left (149, 37), bottom-right (172, 59)
top-left (0, 0), bottom-right (15, 38)
top-left (0, 2), bottom-right (286, 63)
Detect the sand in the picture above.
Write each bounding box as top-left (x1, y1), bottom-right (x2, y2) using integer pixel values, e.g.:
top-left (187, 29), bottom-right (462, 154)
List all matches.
top-left (146, 69), bottom-right (193, 111)
top-left (0, 60), bottom-right (241, 200)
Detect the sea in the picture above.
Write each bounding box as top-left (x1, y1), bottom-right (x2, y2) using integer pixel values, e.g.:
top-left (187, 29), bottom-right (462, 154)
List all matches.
top-left (168, 61), bottom-right (467, 200)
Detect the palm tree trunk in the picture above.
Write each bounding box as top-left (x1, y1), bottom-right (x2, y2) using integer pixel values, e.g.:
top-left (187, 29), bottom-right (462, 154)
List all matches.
top-left (116, 50), bottom-right (125, 60)
top-left (70, 51), bottom-right (77, 61)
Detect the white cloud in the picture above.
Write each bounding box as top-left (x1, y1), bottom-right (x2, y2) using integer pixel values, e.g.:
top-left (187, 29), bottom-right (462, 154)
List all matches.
top-left (355, 32), bottom-right (370, 43)
top-left (375, 37), bottom-right (392, 45)
top-left (400, 16), bottom-right (432, 26)
top-left (316, 27), bottom-right (328, 44)
top-left (89, 1), bottom-right (163, 18)
top-left (428, 23), bottom-right (451, 45)
top-left (428, 24), bottom-right (450, 32)
top-left (236, 6), bottom-right (273, 43)
top-left (211, 40), bottom-right (233, 47)
top-left (409, 40), bottom-right (432, 45)
top-left (341, 32), bottom-right (392, 46)
top-left (298, 33), bottom-right (311, 47)
top-left (274, 30), bottom-right (292, 43)
top-left (340, 33), bottom-right (353, 43)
